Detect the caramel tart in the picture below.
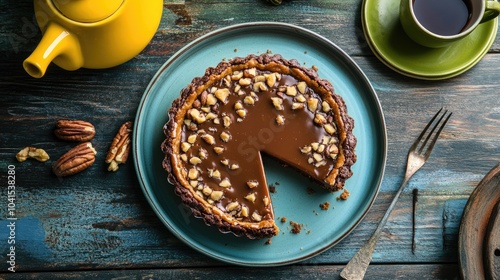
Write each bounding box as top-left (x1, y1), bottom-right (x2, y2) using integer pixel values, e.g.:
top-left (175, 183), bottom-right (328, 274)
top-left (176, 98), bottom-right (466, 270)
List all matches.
top-left (162, 54), bottom-right (357, 239)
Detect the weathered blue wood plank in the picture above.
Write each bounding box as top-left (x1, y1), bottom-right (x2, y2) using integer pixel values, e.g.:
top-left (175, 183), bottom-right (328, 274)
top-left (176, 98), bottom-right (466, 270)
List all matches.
top-left (0, 0), bottom-right (499, 277)
top-left (2, 264), bottom-right (461, 279)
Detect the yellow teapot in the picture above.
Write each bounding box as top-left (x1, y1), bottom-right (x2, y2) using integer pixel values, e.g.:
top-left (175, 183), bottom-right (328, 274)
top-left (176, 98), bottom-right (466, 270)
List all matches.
top-left (23, 0), bottom-right (163, 78)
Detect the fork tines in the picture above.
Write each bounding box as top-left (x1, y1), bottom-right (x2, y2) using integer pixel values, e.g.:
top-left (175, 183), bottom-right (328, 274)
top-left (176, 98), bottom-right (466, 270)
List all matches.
top-left (412, 108), bottom-right (452, 158)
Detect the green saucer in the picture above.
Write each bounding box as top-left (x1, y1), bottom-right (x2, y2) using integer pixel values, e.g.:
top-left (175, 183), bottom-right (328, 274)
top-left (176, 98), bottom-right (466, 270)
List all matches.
top-left (362, 0), bottom-right (498, 80)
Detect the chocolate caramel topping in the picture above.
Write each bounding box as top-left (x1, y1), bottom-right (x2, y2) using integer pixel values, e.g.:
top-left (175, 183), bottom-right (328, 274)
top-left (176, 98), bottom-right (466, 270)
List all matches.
top-left (162, 54), bottom-right (357, 238)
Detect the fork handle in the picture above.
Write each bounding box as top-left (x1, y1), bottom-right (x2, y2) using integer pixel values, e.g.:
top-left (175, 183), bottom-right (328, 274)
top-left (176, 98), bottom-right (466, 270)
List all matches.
top-left (340, 175), bottom-right (411, 280)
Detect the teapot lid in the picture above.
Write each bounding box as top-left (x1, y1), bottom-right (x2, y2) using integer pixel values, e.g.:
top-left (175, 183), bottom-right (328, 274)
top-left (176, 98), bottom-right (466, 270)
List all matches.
top-left (52, 0), bottom-right (124, 23)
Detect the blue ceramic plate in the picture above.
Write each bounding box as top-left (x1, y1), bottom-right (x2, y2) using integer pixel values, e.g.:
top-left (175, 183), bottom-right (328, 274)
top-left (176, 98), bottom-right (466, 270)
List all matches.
top-left (133, 22), bottom-right (386, 266)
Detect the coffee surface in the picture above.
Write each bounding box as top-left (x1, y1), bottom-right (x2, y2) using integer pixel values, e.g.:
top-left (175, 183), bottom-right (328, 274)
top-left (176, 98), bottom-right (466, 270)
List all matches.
top-left (413, 0), bottom-right (471, 36)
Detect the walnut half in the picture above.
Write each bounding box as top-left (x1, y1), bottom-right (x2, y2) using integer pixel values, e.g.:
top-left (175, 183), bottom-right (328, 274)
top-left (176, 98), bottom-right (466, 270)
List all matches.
top-left (16, 147), bottom-right (50, 162)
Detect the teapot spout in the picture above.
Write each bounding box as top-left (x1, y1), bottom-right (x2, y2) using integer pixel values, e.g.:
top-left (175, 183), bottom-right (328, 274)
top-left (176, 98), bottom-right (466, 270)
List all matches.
top-left (23, 23), bottom-right (83, 78)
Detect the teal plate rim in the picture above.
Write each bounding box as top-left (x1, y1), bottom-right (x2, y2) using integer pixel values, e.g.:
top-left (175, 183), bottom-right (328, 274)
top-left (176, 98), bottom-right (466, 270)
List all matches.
top-left (133, 22), bottom-right (387, 267)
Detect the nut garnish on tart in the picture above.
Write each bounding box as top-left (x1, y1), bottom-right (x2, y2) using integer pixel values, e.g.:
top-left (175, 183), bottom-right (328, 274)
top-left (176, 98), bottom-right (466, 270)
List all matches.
top-left (162, 54), bottom-right (357, 239)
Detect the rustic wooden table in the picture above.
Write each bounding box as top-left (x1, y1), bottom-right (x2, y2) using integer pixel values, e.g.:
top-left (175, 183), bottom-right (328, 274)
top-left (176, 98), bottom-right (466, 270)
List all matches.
top-left (1, 1), bottom-right (499, 279)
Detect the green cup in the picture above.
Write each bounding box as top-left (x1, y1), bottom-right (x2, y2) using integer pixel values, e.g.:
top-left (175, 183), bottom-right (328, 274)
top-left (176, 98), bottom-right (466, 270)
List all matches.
top-left (400, 0), bottom-right (500, 48)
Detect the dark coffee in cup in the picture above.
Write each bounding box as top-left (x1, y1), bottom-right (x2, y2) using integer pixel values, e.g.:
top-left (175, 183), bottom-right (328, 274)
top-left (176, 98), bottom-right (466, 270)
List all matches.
top-left (413, 0), bottom-right (472, 36)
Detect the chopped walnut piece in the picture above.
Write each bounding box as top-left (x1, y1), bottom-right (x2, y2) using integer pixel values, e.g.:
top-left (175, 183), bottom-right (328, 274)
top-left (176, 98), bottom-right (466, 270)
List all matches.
top-left (231, 71), bottom-right (243, 80)
top-left (219, 178), bottom-right (231, 188)
top-left (213, 146), bottom-right (225, 154)
top-left (189, 108), bottom-right (206, 124)
top-left (189, 156), bottom-right (202, 165)
top-left (220, 131), bottom-right (232, 142)
top-left (202, 185), bottom-right (213, 196)
top-left (263, 196), bottom-right (270, 207)
top-left (180, 142), bottom-right (191, 153)
top-left (226, 201), bottom-right (240, 212)
top-left (300, 145), bottom-right (312, 154)
top-left (276, 115), bottom-right (285, 125)
top-left (208, 168), bottom-right (221, 180)
top-left (187, 134), bottom-right (197, 144)
top-left (297, 81), bottom-right (307, 94)
top-left (286, 86), bottom-right (297, 97)
top-left (314, 113), bottom-right (327, 125)
top-left (271, 97), bottom-right (284, 111)
top-left (201, 134), bottom-right (216, 145)
top-left (292, 103), bottom-right (304, 110)
top-left (230, 163), bottom-right (240, 170)
top-left (239, 78), bottom-right (252, 86)
top-left (265, 73), bottom-right (277, 87)
top-left (322, 101), bottom-right (331, 113)
top-left (247, 180), bottom-right (259, 188)
top-left (240, 206), bottom-right (249, 217)
top-left (215, 88), bottom-right (230, 103)
top-left (206, 93), bottom-right (217, 106)
top-left (223, 115), bottom-right (232, 128)
top-left (252, 212), bottom-right (262, 222)
top-left (210, 190), bottom-right (223, 201)
top-left (307, 98), bottom-right (319, 112)
top-left (188, 168), bottom-right (199, 180)
top-left (244, 68), bottom-right (256, 77)
top-left (244, 96), bottom-right (255, 105)
top-left (324, 124), bottom-right (336, 135)
top-left (245, 193), bottom-right (256, 202)
top-left (236, 109), bottom-right (247, 118)
top-left (253, 81), bottom-right (268, 92)
top-left (296, 94), bottom-right (306, 103)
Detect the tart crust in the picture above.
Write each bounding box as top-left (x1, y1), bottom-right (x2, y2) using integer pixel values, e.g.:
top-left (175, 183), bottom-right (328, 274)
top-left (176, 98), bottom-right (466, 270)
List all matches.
top-left (162, 54), bottom-right (356, 239)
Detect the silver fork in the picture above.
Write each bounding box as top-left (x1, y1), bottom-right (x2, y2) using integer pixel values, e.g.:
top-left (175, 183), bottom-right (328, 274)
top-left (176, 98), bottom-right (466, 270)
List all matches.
top-left (340, 108), bottom-right (452, 280)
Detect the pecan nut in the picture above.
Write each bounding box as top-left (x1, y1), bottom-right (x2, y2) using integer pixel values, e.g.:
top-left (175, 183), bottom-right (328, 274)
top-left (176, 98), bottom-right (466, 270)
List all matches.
top-left (52, 142), bottom-right (97, 177)
top-left (105, 121), bottom-right (133, 172)
top-left (54, 120), bottom-right (96, 142)
top-left (16, 147), bottom-right (50, 162)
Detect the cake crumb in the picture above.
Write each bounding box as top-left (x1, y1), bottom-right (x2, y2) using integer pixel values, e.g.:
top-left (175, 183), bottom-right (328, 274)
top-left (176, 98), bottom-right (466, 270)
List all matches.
top-left (320, 201), bottom-right (330, 210)
top-left (312, 65), bottom-right (319, 71)
top-left (290, 221), bottom-right (303, 234)
top-left (337, 189), bottom-right (350, 200)
top-left (265, 238), bottom-right (272, 245)
top-left (280, 216), bottom-right (287, 223)
top-left (307, 187), bottom-right (316, 195)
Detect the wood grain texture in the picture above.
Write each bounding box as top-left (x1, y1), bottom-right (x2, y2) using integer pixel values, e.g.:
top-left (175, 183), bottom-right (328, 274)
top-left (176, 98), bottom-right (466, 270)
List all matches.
top-left (2, 264), bottom-right (461, 279)
top-left (0, 0), bottom-right (499, 277)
